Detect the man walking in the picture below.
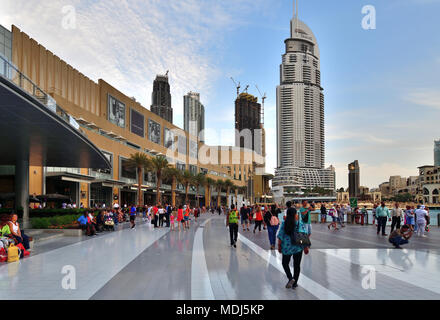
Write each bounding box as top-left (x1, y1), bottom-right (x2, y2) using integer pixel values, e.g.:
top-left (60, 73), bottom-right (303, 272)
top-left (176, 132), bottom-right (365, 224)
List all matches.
top-left (226, 204), bottom-right (240, 248)
top-left (165, 203), bottom-right (172, 227)
top-left (414, 205), bottom-right (428, 237)
top-left (390, 203), bottom-right (403, 233)
top-left (376, 201), bottom-right (390, 236)
top-left (240, 204), bottom-right (250, 231)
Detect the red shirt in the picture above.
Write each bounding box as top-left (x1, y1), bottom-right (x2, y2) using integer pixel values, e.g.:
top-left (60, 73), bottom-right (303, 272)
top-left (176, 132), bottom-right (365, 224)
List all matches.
top-left (255, 211), bottom-right (263, 221)
top-left (153, 206), bottom-right (158, 215)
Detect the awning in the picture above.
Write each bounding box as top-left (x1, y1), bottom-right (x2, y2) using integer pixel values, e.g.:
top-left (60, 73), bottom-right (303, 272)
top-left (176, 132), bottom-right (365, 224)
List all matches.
top-left (46, 171), bottom-right (96, 184)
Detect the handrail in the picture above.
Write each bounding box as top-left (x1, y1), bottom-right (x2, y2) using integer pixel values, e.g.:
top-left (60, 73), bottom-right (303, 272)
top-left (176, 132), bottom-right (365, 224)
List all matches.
top-left (0, 54), bottom-right (82, 134)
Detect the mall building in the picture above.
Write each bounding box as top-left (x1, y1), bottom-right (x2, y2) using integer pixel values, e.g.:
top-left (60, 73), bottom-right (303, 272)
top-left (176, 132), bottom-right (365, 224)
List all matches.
top-left (0, 24), bottom-right (265, 209)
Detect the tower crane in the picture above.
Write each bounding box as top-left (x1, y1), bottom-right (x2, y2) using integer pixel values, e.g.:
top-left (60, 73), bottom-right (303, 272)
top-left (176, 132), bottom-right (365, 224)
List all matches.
top-left (230, 77), bottom-right (240, 98)
top-left (255, 85), bottom-right (266, 125)
top-left (241, 85), bottom-right (249, 94)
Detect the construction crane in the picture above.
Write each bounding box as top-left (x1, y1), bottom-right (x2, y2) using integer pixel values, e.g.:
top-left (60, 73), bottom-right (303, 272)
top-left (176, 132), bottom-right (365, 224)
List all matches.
top-left (230, 77), bottom-right (240, 98)
top-left (255, 85), bottom-right (266, 125)
top-left (241, 85), bottom-right (249, 94)
top-left (165, 70), bottom-right (169, 76)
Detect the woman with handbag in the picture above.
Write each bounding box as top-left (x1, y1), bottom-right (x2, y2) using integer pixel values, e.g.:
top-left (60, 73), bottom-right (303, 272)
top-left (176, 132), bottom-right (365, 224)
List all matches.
top-left (253, 206), bottom-right (264, 233)
top-left (277, 201), bottom-right (309, 289)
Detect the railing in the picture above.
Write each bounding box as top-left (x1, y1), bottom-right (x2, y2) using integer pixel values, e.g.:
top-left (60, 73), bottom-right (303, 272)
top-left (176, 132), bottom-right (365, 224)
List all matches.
top-left (0, 54), bottom-right (81, 133)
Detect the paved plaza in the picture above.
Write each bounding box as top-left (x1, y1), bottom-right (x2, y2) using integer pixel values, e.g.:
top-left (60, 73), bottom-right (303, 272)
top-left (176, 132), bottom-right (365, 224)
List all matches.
top-left (1, 214), bottom-right (439, 300)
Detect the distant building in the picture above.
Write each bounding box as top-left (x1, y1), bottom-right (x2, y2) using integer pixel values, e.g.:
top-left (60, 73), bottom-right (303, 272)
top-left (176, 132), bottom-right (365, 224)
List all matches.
top-left (234, 92), bottom-right (262, 155)
top-left (348, 160), bottom-right (360, 198)
top-left (434, 140), bottom-right (440, 166)
top-left (151, 74), bottom-right (173, 123)
top-left (184, 92), bottom-right (205, 143)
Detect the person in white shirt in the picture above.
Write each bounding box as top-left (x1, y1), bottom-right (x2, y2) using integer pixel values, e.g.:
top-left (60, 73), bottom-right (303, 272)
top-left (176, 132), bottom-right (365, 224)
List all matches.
top-left (414, 205), bottom-right (428, 237)
top-left (390, 203), bottom-right (403, 232)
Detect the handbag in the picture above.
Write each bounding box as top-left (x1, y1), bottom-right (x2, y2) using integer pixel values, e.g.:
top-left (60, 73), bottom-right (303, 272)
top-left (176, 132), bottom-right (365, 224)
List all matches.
top-left (291, 221), bottom-right (311, 247)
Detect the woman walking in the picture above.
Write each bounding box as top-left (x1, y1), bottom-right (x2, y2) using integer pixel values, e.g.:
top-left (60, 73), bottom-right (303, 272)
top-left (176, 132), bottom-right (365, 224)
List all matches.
top-left (177, 205), bottom-right (184, 231)
top-left (253, 206), bottom-right (264, 233)
top-left (266, 205), bottom-right (280, 250)
top-left (277, 201), bottom-right (305, 289)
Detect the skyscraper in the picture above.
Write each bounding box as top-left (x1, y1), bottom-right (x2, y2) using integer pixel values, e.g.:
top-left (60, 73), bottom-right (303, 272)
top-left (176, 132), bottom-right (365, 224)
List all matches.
top-left (151, 74), bottom-right (173, 123)
top-left (272, 2), bottom-right (335, 195)
top-left (184, 92), bottom-right (205, 143)
top-left (348, 160), bottom-right (360, 198)
top-left (234, 92), bottom-right (263, 155)
top-left (434, 140), bottom-right (440, 166)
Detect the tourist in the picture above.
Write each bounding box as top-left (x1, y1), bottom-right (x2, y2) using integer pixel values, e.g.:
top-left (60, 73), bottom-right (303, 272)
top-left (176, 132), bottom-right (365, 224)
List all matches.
top-left (152, 204), bottom-right (159, 228)
top-left (414, 205), bottom-right (428, 237)
top-left (253, 206), bottom-right (263, 233)
top-left (129, 205), bottom-right (137, 229)
top-left (194, 206), bottom-right (200, 223)
top-left (298, 201), bottom-right (311, 255)
top-left (158, 205), bottom-right (166, 227)
top-left (8, 213), bottom-right (31, 250)
top-left (77, 212), bottom-right (96, 236)
top-left (166, 203), bottom-right (172, 227)
top-left (328, 205), bottom-right (339, 230)
top-left (320, 204), bottom-right (327, 223)
top-left (184, 205), bottom-right (190, 230)
top-left (389, 224), bottom-right (413, 249)
top-left (176, 205), bottom-right (183, 231)
top-left (390, 203), bottom-right (403, 233)
top-left (266, 205), bottom-right (280, 250)
top-left (353, 207), bottom-right (360, 224)
top-left (372, 204), bottom-right (378, 226)
top-left (404, 205), bottom-right (415, 231)
top-left (376, 201), bottom-right (390, 236)
top-left (170, 211), bottom-right (175, 231)
top-left (277, 201), bottom-right (305, 289)
top-left (226, 204), bottom-right (240, 248)
top-left (360, 206), bottom-right (368, 226)
top-left (240, 204), bottom-right (250, 231)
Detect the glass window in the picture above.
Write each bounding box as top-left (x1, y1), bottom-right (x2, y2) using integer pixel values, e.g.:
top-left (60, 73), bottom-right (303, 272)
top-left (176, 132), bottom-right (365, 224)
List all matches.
top-left (189, 165), bottom-right (197, 175)
top-left (120, 158), bottom-right (136, 180)
top-left (108, 95), bottom-right (126, 128)
top-left (148, 119), bottom-right (161, 144)
top-left (90, 151), bottom-right (112, 177)
top-left (177, 162), bottom-right (186, 172)
top-left (130, 108), bottom-right (144, 137)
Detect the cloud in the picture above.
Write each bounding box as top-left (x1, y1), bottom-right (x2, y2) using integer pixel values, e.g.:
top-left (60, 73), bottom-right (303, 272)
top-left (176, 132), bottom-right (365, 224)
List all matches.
top-left (0, 0), bottom-right (264, 128)
top-left (404, 89), bottom-right (440, 109)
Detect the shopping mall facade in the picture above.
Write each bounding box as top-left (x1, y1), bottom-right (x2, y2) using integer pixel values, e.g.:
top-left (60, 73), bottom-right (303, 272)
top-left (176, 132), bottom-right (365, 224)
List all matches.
top-left (0, 24), bottom-right (267, 209)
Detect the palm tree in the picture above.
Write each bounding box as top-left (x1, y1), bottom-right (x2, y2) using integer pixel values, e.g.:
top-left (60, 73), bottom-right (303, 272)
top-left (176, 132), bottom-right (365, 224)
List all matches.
top-left (180, 170), bottom-right (194, 205)
top-left (215, 179), bottom-right (225, 207)
top-left (193, 173), bottom-right (206, 208)
top-left (224, 179), bottom-right (234, 208)
top-left (206, 177), bottom-right (215, 207)
top-left (126, 152), bottom-right (151, 208)
top-left (150, 155), bottom-right (171, 205)
top-left (163, 167), bottom-right (181, 207)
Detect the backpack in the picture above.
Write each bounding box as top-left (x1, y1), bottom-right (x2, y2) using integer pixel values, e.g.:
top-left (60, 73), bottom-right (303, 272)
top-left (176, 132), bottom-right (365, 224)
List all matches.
top-left (270, 215), bottom-right (279, 226)
top-left (7, 243), bottom-right (20, 262)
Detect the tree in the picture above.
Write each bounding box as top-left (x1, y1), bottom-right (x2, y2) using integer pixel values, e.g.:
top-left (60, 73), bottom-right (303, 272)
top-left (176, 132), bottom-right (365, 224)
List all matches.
top-left (126, 152), bottom-right (151, 208)
top-left (215, 179), bottom-right (225, 207)
top-left (224, 179), bottom-right (234, 208)
top-left (150, 156), bottom-right (171, 205)
top-left (193, 173), bottom-right (206, 208)
top-left (180, 170), bottom-right (194, 205)
top-left (206, 177), bottom-right (215, 207)
top-left (163, 167), bottom-right (181, 207)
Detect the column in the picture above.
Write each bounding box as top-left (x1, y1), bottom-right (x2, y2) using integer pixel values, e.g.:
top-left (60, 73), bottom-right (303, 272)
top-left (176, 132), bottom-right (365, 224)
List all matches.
top-left (15, 155), bottom-right (30, 229)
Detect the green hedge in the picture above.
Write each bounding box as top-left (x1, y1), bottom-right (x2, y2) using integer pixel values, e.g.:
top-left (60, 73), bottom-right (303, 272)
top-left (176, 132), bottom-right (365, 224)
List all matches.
top-left (30, 212), bottom-right (99, 229)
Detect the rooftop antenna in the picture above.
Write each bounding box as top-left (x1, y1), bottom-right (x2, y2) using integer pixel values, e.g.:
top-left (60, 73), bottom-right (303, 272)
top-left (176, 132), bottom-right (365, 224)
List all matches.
top-left (255, 85), bottom-right (266, 125)
top-left (230, 77), bottom-right (240, 98)
top-left (296, 0), bottom-right (299, 34)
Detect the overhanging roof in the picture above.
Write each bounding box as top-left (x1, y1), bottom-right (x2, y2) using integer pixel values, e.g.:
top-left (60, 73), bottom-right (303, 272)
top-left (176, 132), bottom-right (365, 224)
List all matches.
top-left (0, 76), bottom-right (111, 169)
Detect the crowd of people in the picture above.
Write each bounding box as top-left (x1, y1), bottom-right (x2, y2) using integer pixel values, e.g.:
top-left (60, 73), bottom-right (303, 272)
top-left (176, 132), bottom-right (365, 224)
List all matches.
top-left (0, 213), bottom-right (31, 262)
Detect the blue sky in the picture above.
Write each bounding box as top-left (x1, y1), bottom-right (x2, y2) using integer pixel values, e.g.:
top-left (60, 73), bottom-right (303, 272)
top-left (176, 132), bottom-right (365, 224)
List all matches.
top-left (2, 0), bottom-right (440, 188)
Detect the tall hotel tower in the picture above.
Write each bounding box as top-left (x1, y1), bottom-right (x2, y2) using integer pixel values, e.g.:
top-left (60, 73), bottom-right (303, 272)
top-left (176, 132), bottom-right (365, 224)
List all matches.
top-left (151, 74), bottom-right (173, 123)
top-left (272, 2), bottom-right (335, 197)
top-left (184, 92), bottom-right (205, 143)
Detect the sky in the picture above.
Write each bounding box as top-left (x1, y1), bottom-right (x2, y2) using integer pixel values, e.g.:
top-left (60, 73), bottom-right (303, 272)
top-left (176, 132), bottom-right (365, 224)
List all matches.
top-left (1, 0), bottom-right (440, 189)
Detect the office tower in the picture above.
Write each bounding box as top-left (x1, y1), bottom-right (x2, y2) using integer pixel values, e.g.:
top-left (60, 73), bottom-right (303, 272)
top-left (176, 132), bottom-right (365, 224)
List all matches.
top-left (184, 92), bottom-right (205, 143)
top-left (151, 74), bottom-right (173, 123)
top-left (348, 160), bottom-right (360, 198)
top-left (234, 92), bottom-right (263, 155)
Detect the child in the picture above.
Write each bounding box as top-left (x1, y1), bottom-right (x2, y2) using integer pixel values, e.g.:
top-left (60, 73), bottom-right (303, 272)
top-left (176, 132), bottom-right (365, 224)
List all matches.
top-left (389, 224), bottom-right (413, 249)
top-left (170, 212), bottom-right (175, 231)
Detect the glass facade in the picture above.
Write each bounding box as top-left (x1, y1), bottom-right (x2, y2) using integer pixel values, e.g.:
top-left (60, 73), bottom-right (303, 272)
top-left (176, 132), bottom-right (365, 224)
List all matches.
top-left (130, 108), bottom-right (145, 137)
top-left (0, 25), bottom-right (12, 62)
top-left (434, 140), bottom-right (440, 167)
